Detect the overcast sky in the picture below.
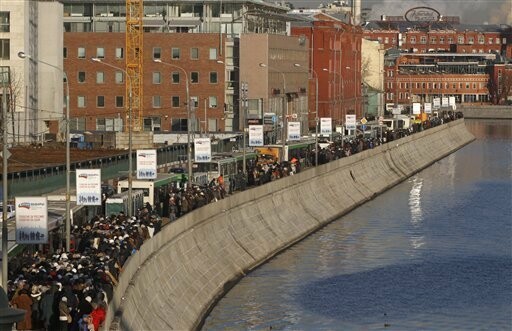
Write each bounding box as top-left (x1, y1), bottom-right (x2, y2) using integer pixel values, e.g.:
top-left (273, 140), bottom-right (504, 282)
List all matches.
top-left (285, 0), bottom-right (512, 25)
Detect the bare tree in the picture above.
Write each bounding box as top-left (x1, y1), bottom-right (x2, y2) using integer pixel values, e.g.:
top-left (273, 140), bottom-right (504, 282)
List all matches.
top-left (8, 69), bottom-right (23, 144)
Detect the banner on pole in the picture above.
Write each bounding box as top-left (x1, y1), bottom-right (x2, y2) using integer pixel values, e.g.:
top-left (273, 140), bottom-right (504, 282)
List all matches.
top-left (249, 125), bottom-right (264, 146)
top-left (345, 115), bottom-right (356, 130)
top-left (194, 138), bottom-right (212, 162)
top-left (320, 117), bottom-right (332, 135)
top-left (287, 122), bottom-right (301, 141)
top-left (76, 169), bottom-right (102, 205)
top-left (137, 149), bottom-right (157, 179)
top-left (15, 197), bottom-right (48, 244)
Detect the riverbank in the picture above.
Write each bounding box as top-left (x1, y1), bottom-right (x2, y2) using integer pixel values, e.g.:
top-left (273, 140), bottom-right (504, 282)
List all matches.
top-left (460, 105), bottom-right (512, 119)
top-left (106, 119), bottom-right (475, 331)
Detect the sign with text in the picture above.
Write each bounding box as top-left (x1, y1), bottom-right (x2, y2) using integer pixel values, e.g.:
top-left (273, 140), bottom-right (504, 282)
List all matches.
top-left (137, 149), bottom-right (157, 179)
top-left (194, 138), bottom-right (212, 162)
top-left (320, 118), bottom-right (332, 136)
top-left (412, 102), bottom-right (421, 115)
top-left (287, 122), bottom-right (301, 141)
top-left (442, 97), bottom-right (449, 107)
top-left (449, 96), bottom-right (456, 106)
top-left (76, 169), bottom-right (101, 205)
top-left (424, 102), bottom-right (432, 114)
top-left (15, 197), bottom-right (48, 244)
top-left (249, 125), bottom-right (264, 146)
top-left (345, 114), bottom-right (356, 130)
top-left (433, 98), bottom-right (441, 109)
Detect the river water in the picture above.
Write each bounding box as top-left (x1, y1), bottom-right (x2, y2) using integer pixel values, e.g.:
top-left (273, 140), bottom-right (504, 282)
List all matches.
top-left (202, 119), bottom-right (512, 331)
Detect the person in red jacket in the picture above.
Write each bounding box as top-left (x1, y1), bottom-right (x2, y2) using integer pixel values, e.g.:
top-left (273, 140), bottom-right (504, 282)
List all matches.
top-left (90, 301), bottom-right (107, 331)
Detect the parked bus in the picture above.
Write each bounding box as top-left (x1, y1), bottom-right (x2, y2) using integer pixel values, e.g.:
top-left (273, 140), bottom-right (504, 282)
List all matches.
top-left (192, 151), bottom-right (258, 185)
top-left (255, 138), bottom-right (316, 165)
top-left (105, 189), bottom-right (145, 216)
top-left (117, 173), bottom-right (186, 207)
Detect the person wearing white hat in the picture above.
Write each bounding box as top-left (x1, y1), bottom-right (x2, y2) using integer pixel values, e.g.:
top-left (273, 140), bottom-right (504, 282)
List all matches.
top-left (59, 296), bottom-right (71, 330)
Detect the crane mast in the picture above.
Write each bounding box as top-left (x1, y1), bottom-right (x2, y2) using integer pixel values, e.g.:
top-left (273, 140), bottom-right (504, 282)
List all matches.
top-left (126, 0), bottom-right (143, 132)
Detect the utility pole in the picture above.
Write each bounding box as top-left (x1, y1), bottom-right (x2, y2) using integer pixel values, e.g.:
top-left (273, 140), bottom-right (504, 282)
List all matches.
top-left (1, 67), bottom-right (10, 289)
top-left (241, 81), bottom-right (248, 174)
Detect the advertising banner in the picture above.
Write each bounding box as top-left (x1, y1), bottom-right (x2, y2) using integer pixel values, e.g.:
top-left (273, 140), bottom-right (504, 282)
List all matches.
top-left (248, 125), bottom-right (264, 146)
top-left (412, 102), bottom-right (421, 115)
top-left (424, 102), bottom-right (432, 114)
top-left (287, 122), bottom-right (301, 141)
top-left (136, 149), bottom-right (157, 179)
top-left (320, 117), bottom-right (332, 136)
top-left (15, 197), bottom-right (48, 244)
top-left (345, 115), bottom-right (356, 130)
top-left (76, 169), bottom-right (102, 205)
top-left (194, 138), bottom-right (212, 162)
top-left (449, 96), bottom-right (456, 106)
top-left (442, 97), bottom-right (449, 107)
top-left (433, 98), bottom-right (441, 109)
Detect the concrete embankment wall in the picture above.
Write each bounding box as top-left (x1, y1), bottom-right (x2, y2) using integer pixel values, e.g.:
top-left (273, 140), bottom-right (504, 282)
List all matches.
top-left (460, 106), bottom-right (512, 119)
top-left (106, 120), bottom-right (474, 331)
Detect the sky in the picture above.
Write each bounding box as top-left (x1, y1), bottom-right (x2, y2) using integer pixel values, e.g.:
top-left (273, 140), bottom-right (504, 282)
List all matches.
top-left (285, 0), bottom-right (512, 25)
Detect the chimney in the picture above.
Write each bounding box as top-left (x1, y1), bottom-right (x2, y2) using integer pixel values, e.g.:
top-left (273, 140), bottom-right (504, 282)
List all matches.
top-left (352, 0), bottom-right (361, 25)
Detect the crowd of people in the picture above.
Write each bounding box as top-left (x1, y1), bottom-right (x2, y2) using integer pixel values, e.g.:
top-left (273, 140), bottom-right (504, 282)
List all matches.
top-left (6, 113), bottom-right (461, 330)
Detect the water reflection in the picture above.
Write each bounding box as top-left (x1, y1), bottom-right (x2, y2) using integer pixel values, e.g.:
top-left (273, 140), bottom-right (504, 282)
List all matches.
top-left (408, 177), bottom-right (425, 250)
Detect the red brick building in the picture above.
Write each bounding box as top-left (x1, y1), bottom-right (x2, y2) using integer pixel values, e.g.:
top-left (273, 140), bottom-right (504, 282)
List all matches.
top-left (291, 13), bottom-right (363, 127)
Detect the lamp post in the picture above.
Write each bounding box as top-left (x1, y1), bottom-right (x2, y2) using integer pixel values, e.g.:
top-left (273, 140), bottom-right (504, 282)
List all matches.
top-left (90, 58), bottom-right (134, 217)
top-left (153, 59), bottom-right (192, 187)
top-left (1, 67), bottom-right (10, 289)
top-left (259, 63), bottom-right (287, 163)
top-left (18, 51), bottom-right (71, 252)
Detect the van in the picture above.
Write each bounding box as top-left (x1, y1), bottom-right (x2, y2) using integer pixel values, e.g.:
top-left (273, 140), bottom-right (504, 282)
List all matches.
top-left (0, 204), bottom-right (15, 220)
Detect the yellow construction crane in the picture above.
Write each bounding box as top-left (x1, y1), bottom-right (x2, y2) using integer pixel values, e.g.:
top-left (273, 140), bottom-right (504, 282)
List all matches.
top-left (126, 0), bottom-right (143, 132)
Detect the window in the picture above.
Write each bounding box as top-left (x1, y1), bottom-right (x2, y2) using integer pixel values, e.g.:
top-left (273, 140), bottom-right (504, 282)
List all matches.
top-left (458, 35), bottom-right (464, 44)
top-left (116, 96), bottom-right (124, 108)
top-left (172, 96), bottom-right (180, 107)
top-left (495, 37), bottom-right (500, 44)
top-left (77, 96), bottom-right (86, 108)
top-left (439, 37), bottom-right (444, 44)
top-left (115, 47), bottom-right (124, 59)
top-left (420, 36), bottom-right (427, 44)
top-left (115, 71), bottom-right (124, 84)
top-left (190, 96), bottom-right (199, 107)
top-left (384, 37), bottom-right (389, 43)
top-left (410, 36), bottom-right (416, 44)
top-left (209, 48), bottom-right (217, 60)
top-left (0, 39), bottom-right (9, 60)
top-left (78, 71), bottom-right (86, 83)
top-left (478, 36), bottom-right (484, 44)
top-left (96, 47), bottom-right (105, 58)
top-left (209, 72), bottom-right (218, 84)
top-left (172, 72), bottom-right (180, 84)
top-left (171, 119), bottom-right (188, 131)
top-left (153, 47), bottom-right (161, 59)
top-left (152, 96), bottom-right (161, 108)
top-left (153, 72), bottom-right (161, 84)
top-left (191, 48), bottom-right (199, 60)
top-left (96, 72), bottom-right (104, 84)
top-left (209, 96), bottom-right (217, 108)
top-left (430, 37), bottom-right (436, 43)
top-left (468, 37), bottom-right (474, 44)
top-left (191, 72), bottom-right (199, 83)
top-left (448, 37), bottom-right (454, 44)
top-left (97, 96), bottom-right (105, 107)
top-left (78, 47), bottom-right (86, 59)
top-left (63, 48), bottom-right (67, 59)
top-left (172, 48), bottom-right (180, 59)
top-left (0, 12), bottom-right (10, 32)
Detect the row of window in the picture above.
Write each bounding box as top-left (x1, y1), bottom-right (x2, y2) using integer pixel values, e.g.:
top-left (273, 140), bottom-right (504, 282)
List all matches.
top-left (66, 46), bottom-right (218, 61)
top-left (0, 12), bottom-right (9, 33)
top-left (76, 95), bottom-right (219, 109)
top-left (406, 36), bottom-right (504, 45)
top-left (76, 70), bottom-right (219, 84)
top-left (388, 82), bottom-right (487, 89)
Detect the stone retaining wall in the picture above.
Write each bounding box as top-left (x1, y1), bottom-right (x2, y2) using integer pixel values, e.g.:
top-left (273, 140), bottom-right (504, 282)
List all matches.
top-left (106, 119), bottom-right (474, 331)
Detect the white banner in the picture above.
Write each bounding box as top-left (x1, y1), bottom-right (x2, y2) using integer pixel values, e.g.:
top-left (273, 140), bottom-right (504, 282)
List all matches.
top-left (345, 114), bottom-right (356, 130)
top-left (424, 102), bottom-right (432, 114)
top-left (194, 138), bottom-right (212, 162)
top-left (433, 98), bottom-right (441, 109)
top-left (76, 169), bottom-right (102, 205)
top-left (442, 97), bottom-right (449, 107)
top-left (320, 117), bottom-right (332, 136)
top-left (287, 122), bottom-right (301, 141)
top-left (248, 125), bottom-right (264, 146)
top-left (449, 96), bottom-right (456, 106)
top-left (137, 149), bottom-right (157, 179)
top-left (15, 197), bottom-right (48, 244)
top-left (412, 102), bottom-right (421, 115)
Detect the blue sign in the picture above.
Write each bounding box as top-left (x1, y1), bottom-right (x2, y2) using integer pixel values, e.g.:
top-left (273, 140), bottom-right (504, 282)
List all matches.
top-left (361, 124), bottom-right (367, 131)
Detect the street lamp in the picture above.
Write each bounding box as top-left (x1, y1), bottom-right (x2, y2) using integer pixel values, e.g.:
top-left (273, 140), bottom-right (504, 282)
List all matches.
top-left (153, 59), bottom-right (192, 187)
top-left (90, 58), bottom-right (134, 217)
top-left (259, 63), bottom-right (287, 163)
top-left (18, 51), bottom-right (71, 252)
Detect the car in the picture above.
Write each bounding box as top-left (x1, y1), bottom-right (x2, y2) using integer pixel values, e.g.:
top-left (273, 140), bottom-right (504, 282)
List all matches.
top-left (168, 167), bottom-right (185, 174)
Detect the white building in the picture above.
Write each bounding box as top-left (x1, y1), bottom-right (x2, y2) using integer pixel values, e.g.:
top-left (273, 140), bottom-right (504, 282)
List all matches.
top-left (0, 0), bottom-right (63, 144)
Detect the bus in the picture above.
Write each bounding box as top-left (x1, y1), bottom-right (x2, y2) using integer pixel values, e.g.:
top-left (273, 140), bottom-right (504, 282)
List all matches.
top-left (117, 173), bottom-right (186, 207)
top-left (192, 151), bottom-right (259, 186)
top-left (254, 138), bottom-right (316, 165)
top-left (105, 189), bottom-right (145, 216)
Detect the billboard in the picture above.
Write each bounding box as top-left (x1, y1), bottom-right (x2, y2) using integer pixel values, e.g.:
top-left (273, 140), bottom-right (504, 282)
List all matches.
top-left (136, 149), bottom-right (157, 179)
top-left (424, 102), bottom-right (432, 114)
top-left (345, 115), bottom-right (356, 130)
top-left (15, 197), bottom-right (48, 244)
top-left (287, 122), bottom-right (301, 141)
top-left (76, 169), bottom-right (102, 205)
top-left (320, 118), bottom-right (332, 135)
top-left (249, 125), bottom-right (264, 146)
top-left (194, 138), bottom-right (212, 162)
